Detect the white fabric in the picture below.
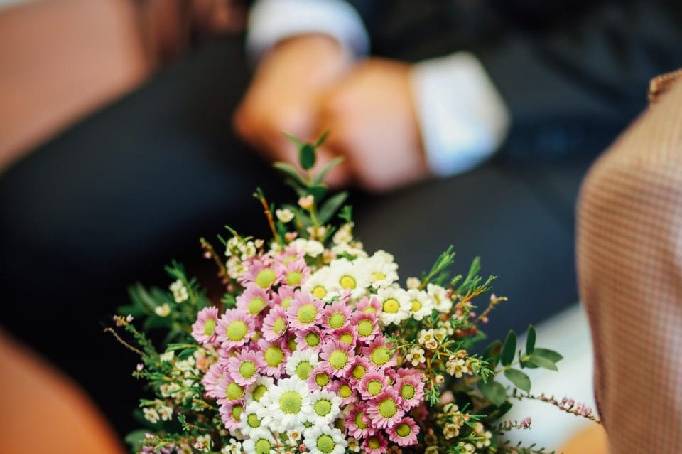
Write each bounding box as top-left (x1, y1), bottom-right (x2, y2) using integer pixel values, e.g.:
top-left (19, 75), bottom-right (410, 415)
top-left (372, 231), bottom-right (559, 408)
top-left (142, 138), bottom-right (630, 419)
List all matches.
top-left (411, 53), bottom-right (511, 176)
top-left (247, 0), bottom-right (369, 58)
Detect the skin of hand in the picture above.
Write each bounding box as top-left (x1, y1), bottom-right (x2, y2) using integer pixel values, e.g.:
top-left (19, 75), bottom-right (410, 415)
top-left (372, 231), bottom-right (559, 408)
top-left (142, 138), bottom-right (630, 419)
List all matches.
top-left (233, 34), bottom-right (353, 185)
top-left (318, 59), bottom-right (429, 192)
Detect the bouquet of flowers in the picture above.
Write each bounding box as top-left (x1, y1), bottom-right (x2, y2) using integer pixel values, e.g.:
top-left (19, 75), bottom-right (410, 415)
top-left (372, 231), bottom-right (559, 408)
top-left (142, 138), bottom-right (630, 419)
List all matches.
top-left (110, 134), bottom-right (595, 454)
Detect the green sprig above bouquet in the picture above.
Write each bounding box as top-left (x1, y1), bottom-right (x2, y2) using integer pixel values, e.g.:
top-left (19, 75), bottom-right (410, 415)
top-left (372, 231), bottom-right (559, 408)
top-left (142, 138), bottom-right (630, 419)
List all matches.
top-left (110, 133), bottom-right (594, 454)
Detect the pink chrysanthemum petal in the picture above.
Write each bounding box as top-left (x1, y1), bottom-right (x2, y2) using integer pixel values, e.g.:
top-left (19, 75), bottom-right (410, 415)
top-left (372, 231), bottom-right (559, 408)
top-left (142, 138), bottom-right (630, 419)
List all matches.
top-left (295, 326), bottom-right (324, 352)
top-left (362, 336), bottom-right (396, 370)
top-left (226, 350), bottom-right (264, 387)
top-left (262, 306), bottom-right (288, 341)
top-left (256, 338), bottom-right (289, 378)
top-left (275, 258), bottom-right (310, 288)
top-left (287, 291), bottom-right (323, 331)
top-left (367, 388), bottom-right (405, 429)
top-left (240, 256), bottom-right (278, 290)
top-left (387, 416), bottom-right (420, 446)
top-left (346, 357), bottom-right (372, 384)
top-left (361, 432), bottom-right (388, 454)
top-left (350, 310), bottom-right (380, 344)
top-left (329, 379), bottom-right (357, 406)
top-left (219, 401), bottom-right (245, 433)
top-left (202, 362), bottom-right (228, 399)
top-left (192, 307), bottom-right (219, 345)
top-left (346, 404), bottom-right (376, 439)
top-left (216, 309), bottom-right (255, 349)
top-left (236, 284), bottom-right (271, 319)
top-left (307, 362), bottom-right (334, 390)
top-left (321, 301), bottom-right (352, 332)
top-left (356, 296), bottom-right (381, 316)
top-left (358, 371), bottom-right (388, 400)
top-left (394, 371), bottom-right (425, 410)
top-left (319, 340), bottom-right (355, 377)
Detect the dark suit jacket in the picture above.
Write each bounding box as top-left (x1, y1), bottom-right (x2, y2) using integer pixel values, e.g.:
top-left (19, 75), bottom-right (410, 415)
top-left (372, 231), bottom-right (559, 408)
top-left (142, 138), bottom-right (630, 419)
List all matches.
top-left (343, 0), bottom-right (682, 158)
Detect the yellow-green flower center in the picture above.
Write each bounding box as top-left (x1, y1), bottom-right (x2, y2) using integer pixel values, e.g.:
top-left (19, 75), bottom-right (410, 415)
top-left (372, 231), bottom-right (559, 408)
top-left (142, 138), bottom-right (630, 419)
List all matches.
top-left (273, 317), bottom-right (287, 335)
top-left (355, 412), bottom-right (368, 429)
top-left (400, 384), bottom-right (415, 400)
top-left (371, 346), bottom-right (390, 366)
top-left (295, 361), bottom-right (313, 380)
top-left (252, 384), bottom-right (267, 402)
top-left (329, 350), bottom-right (348, 370)
top-left (410, 299), bottom-right (422, 312)
top-left (339, 275), bottom-right (356, 289)
top-left (231, 405), bottom-right (243, 419)
top-left (367, 380), bottom-right (382, 396)
top-left (281, 297), bottom-right (293, 309)
top-left (226, 320), bottom-right (248, 341)
top-left (339, 384), bottom-right (351, 398)
top-left (363, 306), bottom-right (377, 314)
top-left (368, 437), bottom-right (380, 449)
top-left (239, 360), bottom-right (256, 379)
top-left (371, 271), bottom-right (386, 281)
top-left (264, 346), bottom-right (284, 367)
top-left (255, 439), bottom-right (271, 454)
top-left (328, 312), bottom-right (346, 329)
top-left (226, 382), bottom-right (244, 401)
top-left (248, 297), bottom-right (266, 315)
top-left (382, 298), bottom-right (400, 314)
top-left (247, 413), bottom-right (261, 428)
top-left (317, 434), bottom-right (335, 454)
top-left (288, 338), bottom-right (297, 351)
top-left (315, 372), bottom-right (330, 387)
top-left (352, 364), bottom-right (366, 379)
top-left (286, 271), bottom-right (303, 286)
top-left (305, 332), bottom-right (320, 347)
top-left (313, 399), bottom-right (332, 416)
top-left (378, 398), bottom-right (397, 418)
top-left (255, 269), bottom-right (276, 288)
top-left (357, 319), bottom-right (373, 337)
top-left (339, 333), bottom-right (353, 345)
top-left (396, 423), bottom-right (411, 437)
top-left (312, 285), bottom-right (327, 299)
top-left (297, 303), bottom-right (318, 324)
top-left (203, 318), bottom-right (216, 336)
top-left (279, 390), bottom-right (302, 414)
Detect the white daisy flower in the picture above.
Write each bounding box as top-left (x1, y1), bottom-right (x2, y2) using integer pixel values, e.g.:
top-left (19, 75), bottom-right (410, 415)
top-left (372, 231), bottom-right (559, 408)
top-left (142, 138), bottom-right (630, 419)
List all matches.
top-left (361, 252), bottom-right (399, 289)
top-left (291, 238), bottom-right (325, 258)
top-left (327, 259), bottom-right (369, 299)
top-left (303, 425), bottom-right (346, 454)
top-left (377, 286), bottom-right (410, 325)
top-left (246, 376), bottom-right (274, 404)
top-left (307, 390), bottom-right (342, 426)
top-left (243, 428), bottom-right (275, 454)
top-left (240, 401), bottom-right (265, 436)
top-left (261, 377), bottom-right (312, 432)
top-left (428, 283), bottom-right (453, 313)
top-left (331, 242), bottom-right (368, 259)
top-left (286, 349), bottom-right (319, 381)
top-left (406, 288), bottom-right (433, 320)
top-left (303, 267), bottom-right (336, 301)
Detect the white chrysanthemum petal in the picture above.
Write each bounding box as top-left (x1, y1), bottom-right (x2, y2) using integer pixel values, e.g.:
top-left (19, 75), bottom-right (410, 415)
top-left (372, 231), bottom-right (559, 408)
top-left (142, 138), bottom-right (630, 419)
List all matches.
top-left (377, 286), bottom-right (411, 325)
top-left (303, 425), bottom-right (346, 454)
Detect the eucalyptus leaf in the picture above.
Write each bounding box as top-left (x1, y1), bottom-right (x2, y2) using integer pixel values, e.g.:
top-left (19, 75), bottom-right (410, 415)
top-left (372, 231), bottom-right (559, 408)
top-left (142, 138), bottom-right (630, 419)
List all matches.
top-left (533, 348), bottom-right (563, 363)
top-left (312, 156), bottom-right (344, 185)
top-left (299, 143), bottom-right (316, 170)
top-left (526, 325), bottom-right (536, 355)
top-left (318, 192), bottom-right (348, 224)
top-left (501, 330), bottom-right (517, 366)
top-left (528, 352), bottom-right (558, 371)
top-left (504, 368), bottom-right (531, 392)
top-left (479, 380), bottom-right (507, 406)
top-left (273, 162), bottom-right (306, 187)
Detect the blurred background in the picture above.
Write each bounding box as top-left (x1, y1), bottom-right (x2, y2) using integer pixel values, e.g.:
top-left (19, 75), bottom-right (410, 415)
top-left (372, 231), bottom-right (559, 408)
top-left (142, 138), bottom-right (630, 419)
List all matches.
top-left (1, 0), bottom-right (680, 452)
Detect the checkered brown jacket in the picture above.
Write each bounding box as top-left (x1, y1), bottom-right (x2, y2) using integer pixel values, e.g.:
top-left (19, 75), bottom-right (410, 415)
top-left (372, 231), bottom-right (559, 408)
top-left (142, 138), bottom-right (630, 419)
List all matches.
top-left (578, 70), bottom-right (682, 453)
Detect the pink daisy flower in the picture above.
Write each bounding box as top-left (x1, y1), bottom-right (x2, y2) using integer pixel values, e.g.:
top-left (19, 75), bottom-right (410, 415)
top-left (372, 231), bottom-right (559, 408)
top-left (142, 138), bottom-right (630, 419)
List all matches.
top-left (192, 307), bottom-right (219, 345)
top-left (329, 380), bottom-right (357, 406)
top-left (287, 291), bottom-right (323, 330)
top-left (362, 336), bottom-right (396, 370)
top-left (394, 371), bottom-right (425, 411)
top-left (308, 362), bottom-right (334, 390)
top-left (346, 357), bottom-right (372, 383)
top-left (295, 326), bottom-right (323, 352)
top-left (356, 296), bottom-right (381, 315)
top-left (351, 311), bottom-right (380, 343)
top-left (387, 416), bottom-right (420, 446)
top-left (216, 377), bottom-right (246, 406)
top-left (332, 326), bottom-right (357, 349)
top-left (321, 301), bottom-right (351, 332)
top-left (358, 371), bottom-right (388, 400)
top-left (256, 338), bottom-right (288, 378)
top-left (216, 309), bottom-right (255, 349)
top-left (362, 433), bottom-right (388, 454)
top-left (219, 401), bottom-right (245, 433)
top-left (276, 258), bottom-right (310, 288)
top-left (241, 256), bottom-right (278, 290)
top-left (367, 388), bottom-right (404, 429)
top-left (273, 286), bottom-right (296, 311)
top-left (320, 340), bottom-right (355, 377)
top-left (226, 350), bottom-right (264, 387)
top-left (262, 306), bottom-right (288, 341)
top-left (202, 362), bottom-right (228, 399)
top-left (346, 404), bottom-right (376, 439)
top-left (236, 284), bottom-right (270, 318)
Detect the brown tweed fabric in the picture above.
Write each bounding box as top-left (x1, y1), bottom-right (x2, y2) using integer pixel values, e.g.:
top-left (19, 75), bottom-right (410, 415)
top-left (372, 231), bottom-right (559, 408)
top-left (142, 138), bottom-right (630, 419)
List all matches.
top-left (578, 73), bottom-right (682, 453)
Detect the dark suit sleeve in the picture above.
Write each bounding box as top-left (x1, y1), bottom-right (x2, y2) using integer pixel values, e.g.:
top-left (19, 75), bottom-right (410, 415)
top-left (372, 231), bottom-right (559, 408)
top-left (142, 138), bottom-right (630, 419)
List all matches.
top-left (346, 0), bottom-right (682, 157)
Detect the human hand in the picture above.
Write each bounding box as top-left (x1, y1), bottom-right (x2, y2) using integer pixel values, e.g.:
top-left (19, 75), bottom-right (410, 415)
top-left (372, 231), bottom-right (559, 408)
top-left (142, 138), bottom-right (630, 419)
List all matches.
top-left (317, 59), bottom-right (428, 192)
top-left (234, 34), bottom-right (352, 185)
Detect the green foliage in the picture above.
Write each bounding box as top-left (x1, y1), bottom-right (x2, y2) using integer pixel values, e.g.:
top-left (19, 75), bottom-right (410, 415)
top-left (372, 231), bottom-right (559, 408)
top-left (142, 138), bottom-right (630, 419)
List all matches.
top-left (500, 330), bottom-right (517, 366)
top-left (504, 368), bottom-right (531, 392)
top-left (526, 325), bottom-right (537, 355)
top-left (479, 380), bottom-right (507, 406)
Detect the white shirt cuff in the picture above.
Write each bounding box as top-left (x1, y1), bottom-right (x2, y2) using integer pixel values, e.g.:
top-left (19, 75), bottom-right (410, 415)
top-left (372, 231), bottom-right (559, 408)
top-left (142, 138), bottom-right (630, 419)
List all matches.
top-left (411, 52), bottom-right (511, 177)
top-left (247, 0), bottom-right (369, 59)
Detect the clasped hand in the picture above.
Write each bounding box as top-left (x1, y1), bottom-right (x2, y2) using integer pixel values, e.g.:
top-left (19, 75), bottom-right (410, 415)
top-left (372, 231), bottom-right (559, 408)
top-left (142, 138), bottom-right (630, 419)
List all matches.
top-left (234, 35), bottom-right (429, 192)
